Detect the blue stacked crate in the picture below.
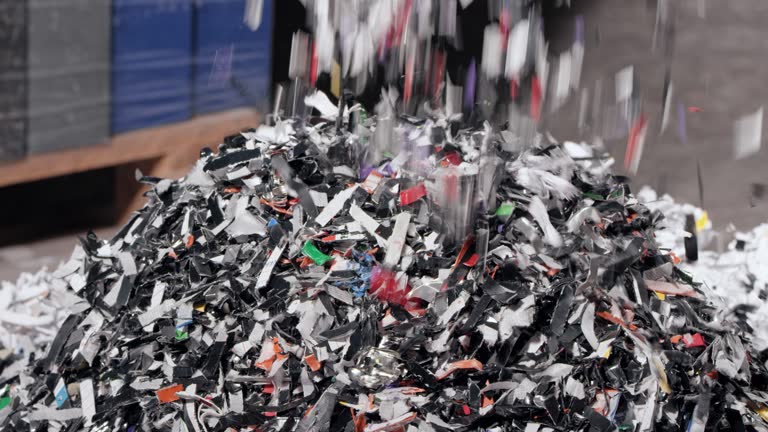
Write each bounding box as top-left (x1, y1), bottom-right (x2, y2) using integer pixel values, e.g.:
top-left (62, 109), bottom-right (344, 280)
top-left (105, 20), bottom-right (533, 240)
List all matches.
top-left (112, 0), bottom-right (194, 134)
top-left (193, 0), bottom-right (274, 115)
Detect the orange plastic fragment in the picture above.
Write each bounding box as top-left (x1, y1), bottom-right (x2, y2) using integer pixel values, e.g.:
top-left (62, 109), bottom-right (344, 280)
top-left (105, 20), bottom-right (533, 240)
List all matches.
top-left (223, 186), bottom-right (241, 193)
top-left (398, 387), bottom-right (426, 395)
top-left (482, 395), bottom-right (494, 408)
top-left (259, 198), bottom-right (294, 215)
top-left (255, 338), bottom-right (288, 372)
top-left (352, 408), bottom-right (366, 432)
top-left (670, 335), bottom-right (683, 344)
top-left (436, 359), bottom-right (483, 380)
top-left (255, 357), bottom-right (274, 371)
top-left (185, 234), bottom-right (195, 249)
top-left (156, 384), bottom-right (184, 403)
top-left (304, 354), bottom-right (322, 372)
top-left (596, 311), bottom-right (622, 325)
top-left (646, 279), bottom-right (698, 297)
top-left (491, 265), bottom-right (499, 279)
top-left (453, 236), bottom-right (474, 267)
top-left (596, 311), bottom-right (638, 331)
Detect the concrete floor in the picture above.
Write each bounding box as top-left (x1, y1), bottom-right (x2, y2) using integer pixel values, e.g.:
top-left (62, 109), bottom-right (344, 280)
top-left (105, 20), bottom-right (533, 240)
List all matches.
top-left (1, 0), bottom-right (767, 283)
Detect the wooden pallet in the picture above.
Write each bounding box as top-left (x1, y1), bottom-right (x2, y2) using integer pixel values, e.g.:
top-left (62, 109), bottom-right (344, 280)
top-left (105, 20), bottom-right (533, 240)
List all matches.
top-left (0, 108), bottom-right (260, 225)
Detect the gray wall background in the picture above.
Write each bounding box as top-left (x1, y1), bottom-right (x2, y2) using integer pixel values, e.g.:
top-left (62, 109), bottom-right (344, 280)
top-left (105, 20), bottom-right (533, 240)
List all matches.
top-left (545, 0), bottom-right (768, 230)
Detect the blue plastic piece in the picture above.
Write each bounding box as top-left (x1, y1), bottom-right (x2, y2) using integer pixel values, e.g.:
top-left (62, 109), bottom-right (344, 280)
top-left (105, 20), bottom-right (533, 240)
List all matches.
top-left (193, 0), bottom-right (273, 115)
top-left (54, 384), bottom-right (69, 408)
top-left (332, 251), bottom-right (372, 299)
top-left (111, 0), bottom-right (193, 134)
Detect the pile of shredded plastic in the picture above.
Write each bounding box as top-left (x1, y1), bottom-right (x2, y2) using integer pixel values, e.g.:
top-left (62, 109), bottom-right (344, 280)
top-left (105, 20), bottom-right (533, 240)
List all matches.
top-left (2, 108), bottom-right (768, 432)
top-left (639, 187), bottom-right (768, 350)
top-left (0, 263), bottom-right (88, 365)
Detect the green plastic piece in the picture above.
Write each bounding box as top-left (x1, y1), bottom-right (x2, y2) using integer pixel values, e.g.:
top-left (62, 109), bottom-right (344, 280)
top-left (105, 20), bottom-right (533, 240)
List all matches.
top-left (495, 202), bottom-right (517, 217)
top-left (583, 191), bottom-right (604, 200)
top-left (175, 329), bottom-right (189, 341)
top-left (303, 241), bottom-right (333, 265)
top-left (0, 385), bottom-right (9, 409)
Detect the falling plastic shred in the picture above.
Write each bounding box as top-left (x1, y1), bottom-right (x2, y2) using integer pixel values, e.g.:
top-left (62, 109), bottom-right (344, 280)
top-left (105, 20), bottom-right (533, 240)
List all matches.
top-left (1, 95), bottom-right (767, 432)
top-left (734, 106), bottom-right (764, 160)
top-left (1, 3), bottom-right (768, 431)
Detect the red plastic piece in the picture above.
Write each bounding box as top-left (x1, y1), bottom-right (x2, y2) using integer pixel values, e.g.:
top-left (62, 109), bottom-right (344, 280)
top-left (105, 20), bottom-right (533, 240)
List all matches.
top-left (443, 152), bottom-right (462, 166)
top-left (400, 183), bottom-right (427, 206)
top-left (310, 42), bottom-right (318, 87)
top-left (624, 114), bottom-right (648, 170)
top-left (369, 267), bottom-right (418, 308)
top-left (531, 76), bottom-right (542, 121)
top-left (433, 50), bottom-right (446, 101)
top-left (510, 79), bottom-right (519, 100)
top-left (684, 333), bottom-right (706, 348)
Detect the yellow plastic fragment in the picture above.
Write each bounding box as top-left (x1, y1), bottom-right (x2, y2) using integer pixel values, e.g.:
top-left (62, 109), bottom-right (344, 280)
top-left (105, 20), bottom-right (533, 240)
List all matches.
top-left (601, 346), bottom-right (612, 359)
top-left (695, 211), bottom-right (709, 232)
top-left (331, 62), bottom-right (341, 98)
top-left (757, 407), bottom-right (768, 422)
top-left (652, 356), bottom-right (673, 394)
